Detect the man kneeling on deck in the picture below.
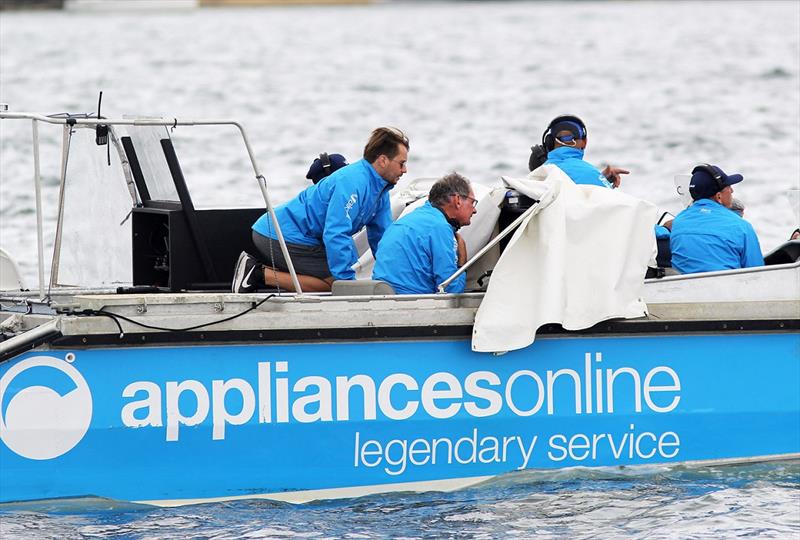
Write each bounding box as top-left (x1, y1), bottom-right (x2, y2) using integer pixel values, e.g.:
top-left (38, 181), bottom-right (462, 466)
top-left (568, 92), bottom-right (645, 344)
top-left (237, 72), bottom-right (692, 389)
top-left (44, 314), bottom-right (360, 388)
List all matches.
top-left (232, 127), bottom-right (409, 293)
top-left (373, 173), bottom-right (477, 294)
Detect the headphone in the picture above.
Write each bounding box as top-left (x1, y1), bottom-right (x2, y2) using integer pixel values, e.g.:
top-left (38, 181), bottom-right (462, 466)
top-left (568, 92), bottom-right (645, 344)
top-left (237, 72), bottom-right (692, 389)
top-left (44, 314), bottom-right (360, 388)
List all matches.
top-left (691, 163), bottom-right (725, 192)
top-left (319, 152), bottom-right (332, 176)
top-left (542, 115), bottom-right (587, 152)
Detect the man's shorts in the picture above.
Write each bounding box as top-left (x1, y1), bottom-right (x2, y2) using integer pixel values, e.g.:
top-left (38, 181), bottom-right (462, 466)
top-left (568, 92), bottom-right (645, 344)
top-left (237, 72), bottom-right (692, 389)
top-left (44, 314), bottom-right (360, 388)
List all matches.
top-left (252, 231), bottom-right (331, 280)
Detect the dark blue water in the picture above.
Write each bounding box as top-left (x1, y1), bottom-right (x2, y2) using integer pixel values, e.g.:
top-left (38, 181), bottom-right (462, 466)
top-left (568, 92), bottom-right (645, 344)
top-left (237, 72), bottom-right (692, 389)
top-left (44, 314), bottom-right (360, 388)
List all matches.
top-left (2, 461), bottom-right (799, 538)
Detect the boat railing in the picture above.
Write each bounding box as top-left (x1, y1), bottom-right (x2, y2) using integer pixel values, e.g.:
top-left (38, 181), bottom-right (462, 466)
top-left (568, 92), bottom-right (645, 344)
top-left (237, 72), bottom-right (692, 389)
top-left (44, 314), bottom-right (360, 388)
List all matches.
top-left (0, 111), bottom-right (304, 298)
top-left (438, 200), bottom-right (539, 293)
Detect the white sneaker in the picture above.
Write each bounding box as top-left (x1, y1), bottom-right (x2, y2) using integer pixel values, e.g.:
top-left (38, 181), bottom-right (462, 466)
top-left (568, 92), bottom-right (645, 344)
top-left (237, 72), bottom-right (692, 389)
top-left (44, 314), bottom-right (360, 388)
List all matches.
top-left (232, 251), bottom-right (262, 293)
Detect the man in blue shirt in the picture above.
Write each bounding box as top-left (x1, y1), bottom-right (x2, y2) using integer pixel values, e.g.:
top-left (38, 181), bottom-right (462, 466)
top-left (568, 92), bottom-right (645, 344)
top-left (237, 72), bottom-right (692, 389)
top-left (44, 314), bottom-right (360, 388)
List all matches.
top-left (670, 164), bottom-right (763, 274)
top-left (232, 127), bottom-right (409, 293)
top-left (373, 173), bottom-right (477, 294)
top-left (541, 114), bottom-right (629, 188)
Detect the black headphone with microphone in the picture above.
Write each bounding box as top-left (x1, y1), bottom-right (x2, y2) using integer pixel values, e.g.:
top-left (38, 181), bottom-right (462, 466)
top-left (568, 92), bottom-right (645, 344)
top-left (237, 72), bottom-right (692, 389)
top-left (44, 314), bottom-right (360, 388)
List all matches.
top-left (319, 152), bottom-right (332, 176)
top-left (542, 114), bottom-right (587, 152)
top-left (691, 163), bottom-right (725, 192)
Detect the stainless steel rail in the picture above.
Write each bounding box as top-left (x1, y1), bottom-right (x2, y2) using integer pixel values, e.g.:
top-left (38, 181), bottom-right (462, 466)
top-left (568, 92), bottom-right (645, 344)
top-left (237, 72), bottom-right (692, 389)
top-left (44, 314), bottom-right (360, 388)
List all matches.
top-left (0, 111), bottom-right (304, 295)
top-left (437, 201), bottom-right (539, 293)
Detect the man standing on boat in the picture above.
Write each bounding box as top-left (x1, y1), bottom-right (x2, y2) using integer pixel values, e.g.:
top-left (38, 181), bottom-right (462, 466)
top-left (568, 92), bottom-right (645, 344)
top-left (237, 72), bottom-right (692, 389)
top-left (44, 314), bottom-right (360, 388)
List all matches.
top-left (540, 114), bottom-right (629, 188)
top-left (670, 164), bottom-right (763, 274)
top-left (233, 127), bottom-right (409, 293)
top-left (372, 173), bottom-right (476, 294)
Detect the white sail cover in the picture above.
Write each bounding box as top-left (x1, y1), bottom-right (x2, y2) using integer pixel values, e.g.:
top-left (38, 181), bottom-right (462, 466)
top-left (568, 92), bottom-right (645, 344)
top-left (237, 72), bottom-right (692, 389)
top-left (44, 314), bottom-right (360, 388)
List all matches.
top-left (472, 165), bottom-right (658, 353)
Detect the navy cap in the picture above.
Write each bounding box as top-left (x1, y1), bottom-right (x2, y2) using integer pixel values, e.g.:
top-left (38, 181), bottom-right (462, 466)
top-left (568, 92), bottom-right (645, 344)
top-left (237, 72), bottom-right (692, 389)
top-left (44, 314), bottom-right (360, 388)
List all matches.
top-left (551, 120), bottom-right (586, 142)
top-left (306, 153), bottom-right (348, 184)
top-left (689, 164), bottom-right (744, 200)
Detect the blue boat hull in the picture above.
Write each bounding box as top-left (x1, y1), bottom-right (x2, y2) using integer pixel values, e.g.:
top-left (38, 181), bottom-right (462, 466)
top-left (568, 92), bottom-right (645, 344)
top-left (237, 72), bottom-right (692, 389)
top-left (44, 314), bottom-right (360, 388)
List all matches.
top-left (1, 332), bottom-right (798, 505)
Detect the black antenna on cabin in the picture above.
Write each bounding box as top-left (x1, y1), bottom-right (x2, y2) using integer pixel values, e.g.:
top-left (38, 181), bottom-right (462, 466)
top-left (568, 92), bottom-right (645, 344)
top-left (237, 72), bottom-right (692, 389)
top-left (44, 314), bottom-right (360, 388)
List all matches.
top-left (95, 91), bottom-right (111, 166)
top-left (95, 91), bottom-right (108, 146)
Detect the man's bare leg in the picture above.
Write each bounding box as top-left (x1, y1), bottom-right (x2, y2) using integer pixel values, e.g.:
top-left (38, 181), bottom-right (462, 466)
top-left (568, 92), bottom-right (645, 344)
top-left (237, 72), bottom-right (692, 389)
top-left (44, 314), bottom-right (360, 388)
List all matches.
top-left (262, 266), bottom-right (333, 292)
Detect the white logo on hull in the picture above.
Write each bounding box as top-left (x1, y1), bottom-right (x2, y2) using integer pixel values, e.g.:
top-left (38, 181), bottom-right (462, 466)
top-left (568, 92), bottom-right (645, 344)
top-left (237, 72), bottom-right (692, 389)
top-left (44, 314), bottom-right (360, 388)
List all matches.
top-left (0, 355), bottom-right (92, 460)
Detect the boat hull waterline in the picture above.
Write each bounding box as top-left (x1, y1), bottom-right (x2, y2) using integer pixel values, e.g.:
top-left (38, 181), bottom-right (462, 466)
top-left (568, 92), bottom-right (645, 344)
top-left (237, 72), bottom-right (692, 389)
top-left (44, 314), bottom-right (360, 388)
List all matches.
top-left (1, 332), bottom-right (798, 506)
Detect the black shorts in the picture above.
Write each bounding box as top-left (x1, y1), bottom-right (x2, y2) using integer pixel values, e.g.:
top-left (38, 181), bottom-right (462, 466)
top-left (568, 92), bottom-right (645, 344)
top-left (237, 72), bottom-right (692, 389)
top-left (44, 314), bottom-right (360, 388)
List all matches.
top-left (252, 231), bottom-right (332, 280)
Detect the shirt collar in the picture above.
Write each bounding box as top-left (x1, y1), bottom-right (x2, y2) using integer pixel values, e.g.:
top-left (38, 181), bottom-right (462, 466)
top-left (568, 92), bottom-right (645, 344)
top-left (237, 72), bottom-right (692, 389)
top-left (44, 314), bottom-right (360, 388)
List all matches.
top-left (362, 159), bottom-right (395, 191)
top-left (549, 146), bottom-right (585, 160)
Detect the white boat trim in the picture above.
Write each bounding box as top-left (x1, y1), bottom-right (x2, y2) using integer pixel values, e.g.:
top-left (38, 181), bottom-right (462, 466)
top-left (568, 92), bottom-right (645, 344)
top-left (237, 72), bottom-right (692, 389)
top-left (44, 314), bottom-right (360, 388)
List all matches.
top-left (132, 453), bottom-right (800, 507)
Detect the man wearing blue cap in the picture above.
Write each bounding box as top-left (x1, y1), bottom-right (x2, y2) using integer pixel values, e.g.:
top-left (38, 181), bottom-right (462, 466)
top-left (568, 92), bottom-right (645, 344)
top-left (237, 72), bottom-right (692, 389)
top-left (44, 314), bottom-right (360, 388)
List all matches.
top-left (540, 114), bottom-right (629, 188)
top-left (232, 127), bottom-right (409, 293)
top-left (670, 164), bottom-right (763, 274)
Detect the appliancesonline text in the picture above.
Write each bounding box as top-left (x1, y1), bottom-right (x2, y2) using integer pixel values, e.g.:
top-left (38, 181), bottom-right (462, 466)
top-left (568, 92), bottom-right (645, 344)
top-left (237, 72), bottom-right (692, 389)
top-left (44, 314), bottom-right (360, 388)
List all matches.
top-left (120, 352), bottom-right (682, 470)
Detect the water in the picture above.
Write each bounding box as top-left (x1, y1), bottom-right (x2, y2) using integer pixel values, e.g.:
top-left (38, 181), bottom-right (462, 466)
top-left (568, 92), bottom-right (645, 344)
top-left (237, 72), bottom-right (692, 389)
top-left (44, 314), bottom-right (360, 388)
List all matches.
top-left (1, 461), bottom-right (799, 538)
top-left (1, 1), bottom-right (799, 284)
top-left (0, 1), bottom-right (799, 537)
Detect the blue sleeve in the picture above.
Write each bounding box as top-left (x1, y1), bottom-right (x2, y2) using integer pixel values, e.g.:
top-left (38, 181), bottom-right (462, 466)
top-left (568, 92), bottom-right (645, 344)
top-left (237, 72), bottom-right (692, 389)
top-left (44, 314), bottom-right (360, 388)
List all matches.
top-left (741, 223), bottom-right (764, 268)
top-left (367, 193), bottom-right (392, 258)
top-left (430, 226), bottom-right (465, 293)
top-left (655, 225), bottom-right (670, 240)
top-left (322, 181), bottom-right (360, 281)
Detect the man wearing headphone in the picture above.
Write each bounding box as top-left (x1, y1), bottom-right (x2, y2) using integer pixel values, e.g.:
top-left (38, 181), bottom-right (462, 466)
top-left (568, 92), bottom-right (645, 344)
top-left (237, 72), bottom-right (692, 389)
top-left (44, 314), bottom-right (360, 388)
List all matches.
top-left (540, 114), bottom-right (629, 188)
top-left (670, 164), bottom-right (763, 274)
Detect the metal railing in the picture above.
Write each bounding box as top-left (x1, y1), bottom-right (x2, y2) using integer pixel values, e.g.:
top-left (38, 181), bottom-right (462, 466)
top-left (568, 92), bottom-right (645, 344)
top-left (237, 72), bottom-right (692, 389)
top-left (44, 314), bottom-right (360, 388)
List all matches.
top-left (0, 111), bottom-right (304, 297)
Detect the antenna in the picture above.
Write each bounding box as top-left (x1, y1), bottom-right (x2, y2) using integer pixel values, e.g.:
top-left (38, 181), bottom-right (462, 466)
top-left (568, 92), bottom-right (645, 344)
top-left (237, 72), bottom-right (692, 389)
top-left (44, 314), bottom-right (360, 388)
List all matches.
top-left (95, 91), bottom-right (108, 146)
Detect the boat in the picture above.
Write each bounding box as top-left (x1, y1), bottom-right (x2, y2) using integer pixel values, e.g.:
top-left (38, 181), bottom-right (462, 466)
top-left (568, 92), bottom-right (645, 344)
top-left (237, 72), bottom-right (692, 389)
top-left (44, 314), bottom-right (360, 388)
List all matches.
top-left (0, 109), bottom-right (798, 507)
top-left (63, 0), bottom-right (198, 11)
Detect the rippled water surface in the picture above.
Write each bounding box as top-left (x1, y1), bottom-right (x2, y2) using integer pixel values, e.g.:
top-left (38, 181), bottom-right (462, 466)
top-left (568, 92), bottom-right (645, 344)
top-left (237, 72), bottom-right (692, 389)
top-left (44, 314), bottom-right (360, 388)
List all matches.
top-left (1, 461), bottom-right (799, 539)
top-left (1, 0), bottom-right (799, 284)
top-left (0, 1), bottom-right (799, 537)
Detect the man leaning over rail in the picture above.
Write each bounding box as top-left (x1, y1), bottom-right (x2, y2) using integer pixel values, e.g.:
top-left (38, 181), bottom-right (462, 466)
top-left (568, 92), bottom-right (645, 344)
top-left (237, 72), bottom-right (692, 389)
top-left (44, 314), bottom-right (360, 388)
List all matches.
top-left (232, 127), bottom-right (409, 293)
top-left (670, 164), bottom-right (763, 274)
top-left (372, 173), bottom-right (477, 294)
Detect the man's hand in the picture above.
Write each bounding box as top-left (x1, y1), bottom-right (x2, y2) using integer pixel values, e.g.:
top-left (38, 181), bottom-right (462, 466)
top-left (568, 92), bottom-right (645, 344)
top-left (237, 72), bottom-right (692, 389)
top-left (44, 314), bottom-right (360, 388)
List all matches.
top-left (602, 165), bottom-right (630, 188)
top-left (456, 233), bottom-right (467, 267)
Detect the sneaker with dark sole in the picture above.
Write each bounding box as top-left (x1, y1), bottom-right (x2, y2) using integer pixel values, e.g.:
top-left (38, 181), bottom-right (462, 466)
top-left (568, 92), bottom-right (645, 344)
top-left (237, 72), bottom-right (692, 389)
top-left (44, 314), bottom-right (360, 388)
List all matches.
top-left (232, 251), bottom-right (262, 293)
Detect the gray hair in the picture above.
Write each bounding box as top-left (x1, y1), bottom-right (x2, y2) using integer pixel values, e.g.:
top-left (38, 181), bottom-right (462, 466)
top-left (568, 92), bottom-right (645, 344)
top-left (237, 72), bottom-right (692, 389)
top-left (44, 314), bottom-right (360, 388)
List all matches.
top-left (731, 197), bottom-right (745, 217)
top-left (429, 172), bottom-right (471, 208)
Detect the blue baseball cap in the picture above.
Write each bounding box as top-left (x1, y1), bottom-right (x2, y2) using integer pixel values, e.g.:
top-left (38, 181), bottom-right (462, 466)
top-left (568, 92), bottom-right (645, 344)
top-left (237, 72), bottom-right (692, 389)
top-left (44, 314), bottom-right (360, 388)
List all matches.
top-left (551, 119), bottom-right (586, 142)
top-left (306, 153), bottom-right (348, 184)
top-left (689, 164), bottom-right (743, 200)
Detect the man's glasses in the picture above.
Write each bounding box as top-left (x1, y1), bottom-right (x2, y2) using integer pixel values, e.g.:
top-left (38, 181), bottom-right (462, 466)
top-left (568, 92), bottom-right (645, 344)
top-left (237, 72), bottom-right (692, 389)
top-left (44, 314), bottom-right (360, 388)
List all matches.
top-left (390, 157), bottom-right (407, 168)
top-left (458, 194), bottom-right (478, 208)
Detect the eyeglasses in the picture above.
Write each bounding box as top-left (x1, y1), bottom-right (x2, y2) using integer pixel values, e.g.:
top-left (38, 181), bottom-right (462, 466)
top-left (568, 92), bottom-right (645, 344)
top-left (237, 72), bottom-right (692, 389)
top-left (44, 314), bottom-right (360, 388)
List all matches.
top-left (389, 157), bottom-right (407, 169)
top-left (458, 194), bottom-right (478, 208)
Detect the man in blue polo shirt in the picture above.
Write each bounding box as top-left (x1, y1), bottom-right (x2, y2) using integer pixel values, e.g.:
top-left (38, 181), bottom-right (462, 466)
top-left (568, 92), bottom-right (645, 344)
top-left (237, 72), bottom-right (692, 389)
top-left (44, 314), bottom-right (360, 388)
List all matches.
top-left (670, 164), bottom-right (763, 274)
top-left (232, 127), bottom-right (409, 293)
top-left (373, 173), bottom-right (477, 294)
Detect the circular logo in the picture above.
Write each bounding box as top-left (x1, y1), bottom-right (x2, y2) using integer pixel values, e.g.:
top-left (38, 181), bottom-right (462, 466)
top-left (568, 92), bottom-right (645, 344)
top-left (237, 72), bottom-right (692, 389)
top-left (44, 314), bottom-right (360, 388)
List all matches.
top-left (0, 355), bottom-right (93, 460)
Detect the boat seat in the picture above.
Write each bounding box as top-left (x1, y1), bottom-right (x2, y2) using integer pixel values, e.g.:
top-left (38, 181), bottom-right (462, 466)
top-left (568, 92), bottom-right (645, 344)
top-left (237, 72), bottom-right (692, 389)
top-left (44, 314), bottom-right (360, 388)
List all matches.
top-left (0, 248), bottom-right (25, 290)
top-left (764, 240), bottom-right (800, 266)
top-left (331, 280), bottom-right (396, 296)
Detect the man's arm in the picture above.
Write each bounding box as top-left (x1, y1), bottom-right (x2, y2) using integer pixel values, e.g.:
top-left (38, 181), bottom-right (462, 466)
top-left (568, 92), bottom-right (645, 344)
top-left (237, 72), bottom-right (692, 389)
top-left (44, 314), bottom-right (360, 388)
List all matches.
top-left (366, 193), bottom-right (392, 257)
top-left (455, 233), bottom-right (467, 266)
top-left (741, 222), bottom-right (764, 268)
top-left (322, 184), bottom-right (360, 280)
top-left (431, 227), bottom-right (466, 293)
top-left (602, 165), bottom-right (630, 188)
